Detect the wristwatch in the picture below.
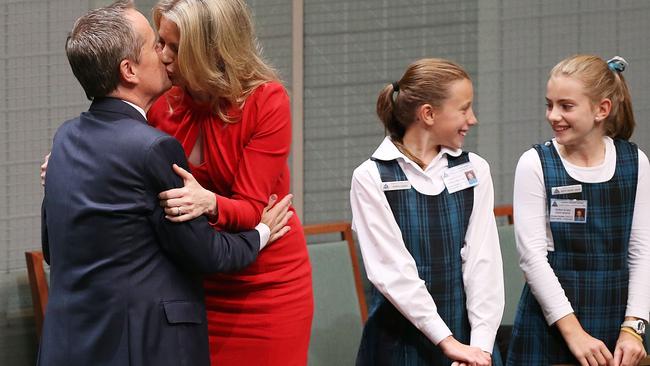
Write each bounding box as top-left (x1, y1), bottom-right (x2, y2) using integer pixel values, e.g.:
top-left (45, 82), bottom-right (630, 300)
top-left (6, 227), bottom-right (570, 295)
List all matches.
top-left (621, 320), bottom-right (646, 336)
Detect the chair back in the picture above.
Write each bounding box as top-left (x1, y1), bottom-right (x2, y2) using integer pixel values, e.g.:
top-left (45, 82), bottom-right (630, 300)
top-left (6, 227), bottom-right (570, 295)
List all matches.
top-left (25, 251), bottom-right (48, 340)
top-left (304, 222), bottom-right (367, 366)
top-left (498, 225), bottom-right (525, 325)
top-left (494, 204), bottom-right (514, 225)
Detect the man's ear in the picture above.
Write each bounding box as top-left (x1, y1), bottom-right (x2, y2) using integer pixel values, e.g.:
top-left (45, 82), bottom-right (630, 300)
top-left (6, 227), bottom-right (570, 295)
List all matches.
top-left (416, 104), bottom-right (436, 127)
top-left (119, 58), bottom-right (138, 85)
top-left (594, 98), bottom-right (612, 123)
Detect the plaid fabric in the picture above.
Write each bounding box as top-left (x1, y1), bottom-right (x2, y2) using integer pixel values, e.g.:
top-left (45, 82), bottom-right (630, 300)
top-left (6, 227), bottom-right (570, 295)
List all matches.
top-left (357, 153), bottom-right (502, 366)
top-left (507, 139), bottom-right (638, 365)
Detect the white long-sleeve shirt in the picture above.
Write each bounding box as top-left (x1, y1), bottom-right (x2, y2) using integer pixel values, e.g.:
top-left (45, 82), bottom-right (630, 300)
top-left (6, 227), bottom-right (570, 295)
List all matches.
top-left (350, 137), bottom-right (505, 353)
top-left (513, 137), bottom-right (650, 325)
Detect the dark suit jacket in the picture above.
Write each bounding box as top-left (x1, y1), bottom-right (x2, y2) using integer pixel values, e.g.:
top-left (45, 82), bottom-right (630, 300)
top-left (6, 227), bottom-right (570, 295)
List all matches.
top-left (38, 98), bottom-right (260, 366)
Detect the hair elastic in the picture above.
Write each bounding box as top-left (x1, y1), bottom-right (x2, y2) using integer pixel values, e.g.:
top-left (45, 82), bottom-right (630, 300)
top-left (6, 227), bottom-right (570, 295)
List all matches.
top-left (391, 82), bottom-right (400, 106)
top-left (607, 56), bottom-right (628, 73)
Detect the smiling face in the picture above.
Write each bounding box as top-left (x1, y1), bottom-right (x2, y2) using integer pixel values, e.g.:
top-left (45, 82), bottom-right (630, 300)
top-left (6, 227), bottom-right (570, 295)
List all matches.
top-left (545, 75), bottom-right (607, 148)
top-left (157, 16), bottom-right (184, 87)
top-left (430, 78), bottom-right (477, 149)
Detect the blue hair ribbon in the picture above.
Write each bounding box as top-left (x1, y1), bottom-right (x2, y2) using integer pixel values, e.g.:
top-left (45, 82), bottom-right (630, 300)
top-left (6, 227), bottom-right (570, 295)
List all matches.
top-left (607, 56), bottom-right (628, 73)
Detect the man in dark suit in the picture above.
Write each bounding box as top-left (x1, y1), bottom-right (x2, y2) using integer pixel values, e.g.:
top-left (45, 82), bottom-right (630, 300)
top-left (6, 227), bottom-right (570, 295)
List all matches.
top-left (38, 1), bottom-right (290, 365)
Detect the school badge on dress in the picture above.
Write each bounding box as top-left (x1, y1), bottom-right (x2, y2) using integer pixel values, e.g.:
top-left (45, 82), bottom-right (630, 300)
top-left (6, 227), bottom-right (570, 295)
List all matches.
top-left (443, 162), bottom-right (478, 193)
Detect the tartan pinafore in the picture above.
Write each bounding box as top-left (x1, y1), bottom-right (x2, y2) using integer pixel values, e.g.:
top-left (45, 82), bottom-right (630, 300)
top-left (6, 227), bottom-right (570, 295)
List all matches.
top-left (506, 139), bottom-right (638, 365)
top-left (357, 153), bottom-right (502, 366)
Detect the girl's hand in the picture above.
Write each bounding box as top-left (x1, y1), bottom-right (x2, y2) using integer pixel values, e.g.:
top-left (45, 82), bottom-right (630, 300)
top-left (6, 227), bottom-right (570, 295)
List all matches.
top-left (40, 152), bottom-right (50, 187)
top-left (439, 336), bottom-right (491, 366)
top-left (613, 330), bottom-right (646, 366)
top-left (160, 164), bottom-right (217, 222)
top-left (556, 314), bottom-right (614, 366)
top-left (565, 330), bottom-right (614, 366)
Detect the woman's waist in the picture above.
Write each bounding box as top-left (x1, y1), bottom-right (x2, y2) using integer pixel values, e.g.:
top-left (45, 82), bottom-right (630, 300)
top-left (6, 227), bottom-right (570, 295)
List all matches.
top-left (204, 228), bottom-right (310, 283)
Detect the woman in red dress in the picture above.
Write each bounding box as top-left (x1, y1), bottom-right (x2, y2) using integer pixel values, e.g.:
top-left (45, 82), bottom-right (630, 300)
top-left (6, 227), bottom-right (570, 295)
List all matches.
top-left (148, 0), bottom-right (313, 365)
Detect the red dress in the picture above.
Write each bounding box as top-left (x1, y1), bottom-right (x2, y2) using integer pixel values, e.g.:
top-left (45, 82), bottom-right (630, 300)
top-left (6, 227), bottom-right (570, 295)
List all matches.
top-left (148, 82), bottom-right (313, 366)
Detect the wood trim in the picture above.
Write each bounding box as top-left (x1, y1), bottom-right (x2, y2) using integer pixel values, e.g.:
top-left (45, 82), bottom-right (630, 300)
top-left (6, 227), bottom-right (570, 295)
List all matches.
top-left (303, 221), bottom-right (368, 323)
top-left (493, 204), bottom-right (513, 225)
top-left (291, 0), bottom-right (304, 217)
top-left (25, 251), bottom-right (48, 341)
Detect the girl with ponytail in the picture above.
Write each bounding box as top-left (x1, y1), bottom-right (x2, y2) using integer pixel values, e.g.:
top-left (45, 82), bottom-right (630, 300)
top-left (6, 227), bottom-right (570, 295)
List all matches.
top-left (351, 58), bottom-right (505, 366)
top-left (508, 55), bottom-right (649, 366)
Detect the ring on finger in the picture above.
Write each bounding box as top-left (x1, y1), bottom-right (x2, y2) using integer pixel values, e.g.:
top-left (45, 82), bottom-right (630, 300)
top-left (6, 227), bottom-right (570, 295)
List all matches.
top-left (176, 206), bottom-right (182, 216)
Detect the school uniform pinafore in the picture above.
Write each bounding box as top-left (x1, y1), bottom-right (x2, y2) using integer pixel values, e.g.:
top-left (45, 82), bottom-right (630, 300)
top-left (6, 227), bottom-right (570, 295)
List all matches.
top-left (506, 139), bottom-right (638, 365)
top-left (357, 152), bottom-right (502, 366)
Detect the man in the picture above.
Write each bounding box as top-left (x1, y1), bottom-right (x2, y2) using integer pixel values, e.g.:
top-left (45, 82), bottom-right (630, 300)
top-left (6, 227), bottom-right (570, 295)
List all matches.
top-left (38, 1), bottom-right (289, 365)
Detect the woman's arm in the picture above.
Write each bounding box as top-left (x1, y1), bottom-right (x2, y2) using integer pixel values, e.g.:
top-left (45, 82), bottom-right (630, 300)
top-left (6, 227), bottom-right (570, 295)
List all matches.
top-left (213, 84), bottom-right (292, 231)
top-left (462, 154), bottom-right (504, 354)
top-left (157, 83), bottom-right (292, 231)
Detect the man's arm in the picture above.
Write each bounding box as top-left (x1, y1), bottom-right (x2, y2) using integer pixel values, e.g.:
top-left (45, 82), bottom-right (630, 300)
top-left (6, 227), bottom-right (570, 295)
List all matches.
top-left (144, 135), bottom-right (260, 273)
top-left (41, 200), bottom-right (50, 265)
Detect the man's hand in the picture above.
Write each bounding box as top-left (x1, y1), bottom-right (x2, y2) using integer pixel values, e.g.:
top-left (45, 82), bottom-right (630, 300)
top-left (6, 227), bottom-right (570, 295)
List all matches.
top-left (40, 152), bottom-right (50, 187)
top-left (261, 194), bottom-right (293, 243)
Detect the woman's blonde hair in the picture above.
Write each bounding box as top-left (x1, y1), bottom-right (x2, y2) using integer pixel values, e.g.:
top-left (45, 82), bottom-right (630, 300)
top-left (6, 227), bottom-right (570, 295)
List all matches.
top-left (550, 54), bottom-right (635, 140)
top-left (153, 0), bottom-right (278, 122)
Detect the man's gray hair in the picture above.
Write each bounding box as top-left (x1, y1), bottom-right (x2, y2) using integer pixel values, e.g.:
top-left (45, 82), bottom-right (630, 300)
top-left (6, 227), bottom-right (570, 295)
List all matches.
top-left (65, 0), bottom-right (143, 100)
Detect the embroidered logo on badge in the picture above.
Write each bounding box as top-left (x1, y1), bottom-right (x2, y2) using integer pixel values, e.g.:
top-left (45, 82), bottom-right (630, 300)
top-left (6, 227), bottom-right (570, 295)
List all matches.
top-left (381, 181), bottom-right (412, 191)
top-left (551, 184), bottom-right (582, 195)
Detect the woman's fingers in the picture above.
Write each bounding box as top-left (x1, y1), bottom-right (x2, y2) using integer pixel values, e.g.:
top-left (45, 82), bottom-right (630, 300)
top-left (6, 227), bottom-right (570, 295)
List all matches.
top-left (159, 188), bottom-right (185, 201)
top-left (172, 163), bottom-right (194, 181)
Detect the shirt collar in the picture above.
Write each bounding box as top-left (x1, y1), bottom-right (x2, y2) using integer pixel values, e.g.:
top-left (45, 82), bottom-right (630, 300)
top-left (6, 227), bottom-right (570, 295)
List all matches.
top-left (121, 100), bottom-right (147, 120)
top-left (371, 136), bottom-right (464, 164)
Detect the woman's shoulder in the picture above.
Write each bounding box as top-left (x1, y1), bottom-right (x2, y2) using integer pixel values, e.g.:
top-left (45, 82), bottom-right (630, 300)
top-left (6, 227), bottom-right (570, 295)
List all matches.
top-left (245, 81), bottom-right (288, 111)
top-left (148, 88), bottom-right (188, 119)
top-left (249, 81), bottom-right (287, 101)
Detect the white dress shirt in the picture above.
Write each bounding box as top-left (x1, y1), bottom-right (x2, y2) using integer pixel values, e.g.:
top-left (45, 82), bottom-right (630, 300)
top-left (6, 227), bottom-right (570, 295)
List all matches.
top-left (350, 137), bottom-right (505, 353)
top-left (121, 99), bottom-right (271, 249)
top-left (513, 136), bottom-right (650, 325)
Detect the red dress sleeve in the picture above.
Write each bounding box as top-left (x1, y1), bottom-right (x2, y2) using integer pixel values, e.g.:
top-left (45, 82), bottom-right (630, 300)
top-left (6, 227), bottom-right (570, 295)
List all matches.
top-left (213, 83), bottom-right (292, 231)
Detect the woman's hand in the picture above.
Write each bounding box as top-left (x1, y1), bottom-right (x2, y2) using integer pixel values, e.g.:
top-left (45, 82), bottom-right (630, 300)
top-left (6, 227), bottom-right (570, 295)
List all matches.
top-left (40, 152), bottom-right (50, 186)
top-left (260, 194), bottom-right (293, 243)
top-left (556, 314), bottom-right (614, 366)
top-left (160, 164), bottom-right (217, 222)
top-left (613, 330), bottom-right (646, 366)
top-left (439, 336), bottom-right (491, 366)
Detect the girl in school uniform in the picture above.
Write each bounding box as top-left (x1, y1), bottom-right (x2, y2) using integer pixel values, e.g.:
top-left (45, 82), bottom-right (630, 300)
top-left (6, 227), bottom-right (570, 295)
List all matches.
top-left (507, 55), bottom-right (650, 366)
top-left (350, 58), bottom-right (505, 366)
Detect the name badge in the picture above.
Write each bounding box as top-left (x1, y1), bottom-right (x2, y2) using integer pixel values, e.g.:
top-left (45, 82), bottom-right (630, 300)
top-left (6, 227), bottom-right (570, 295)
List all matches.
top-left (381, 181), bottom-right (412, 191)
top-left (551, 184), bottom-right (583, 195)
top-left (443, 162), bottom-right (478, 194)
top-left (549, 199), bottom-right (588, 223)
